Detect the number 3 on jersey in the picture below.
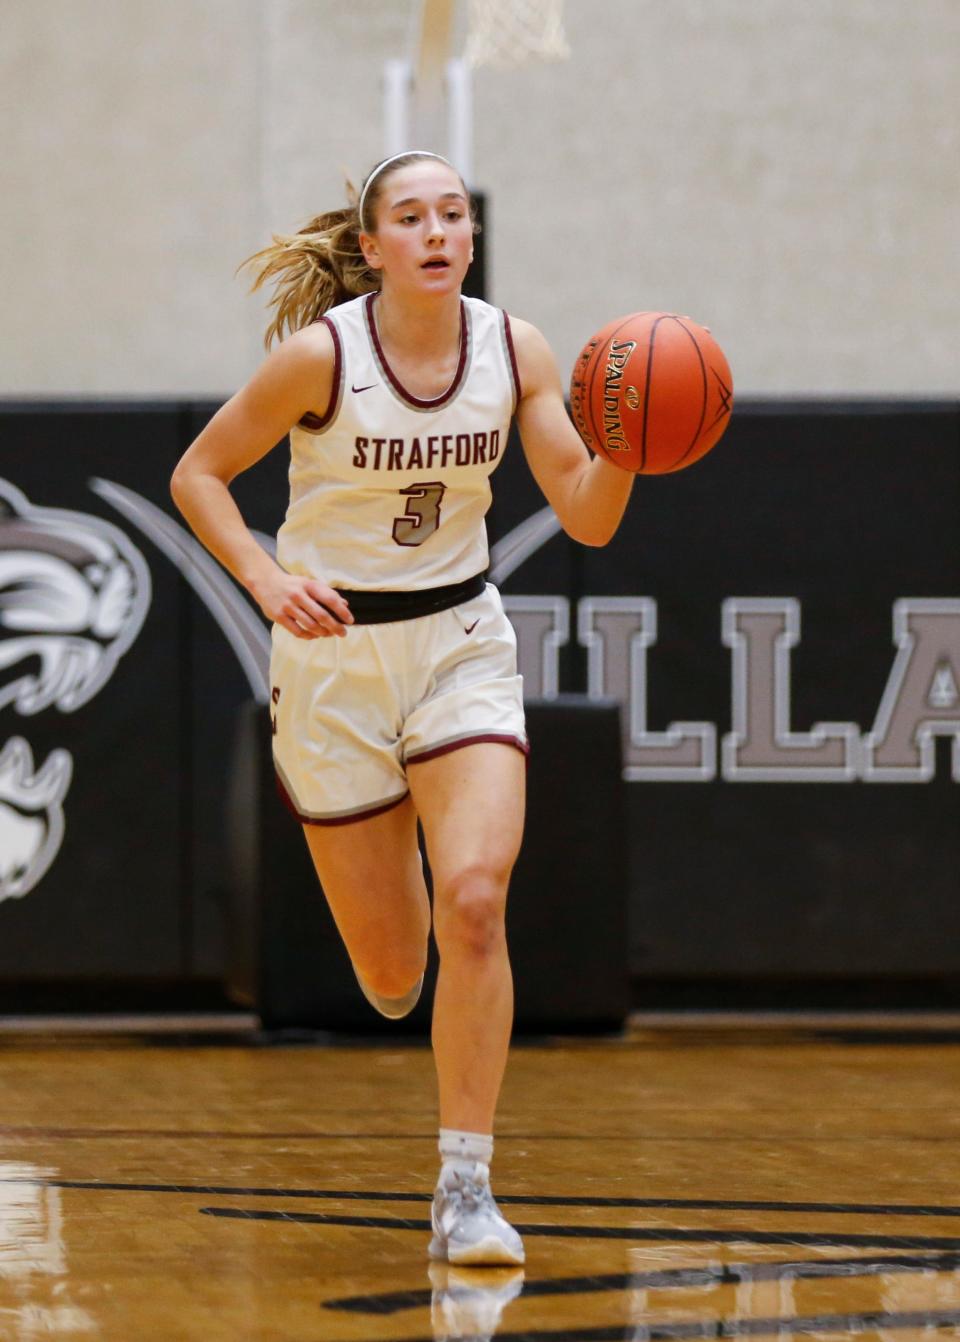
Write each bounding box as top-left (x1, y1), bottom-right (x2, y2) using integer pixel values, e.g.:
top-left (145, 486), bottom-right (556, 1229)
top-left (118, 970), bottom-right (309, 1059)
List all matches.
top-left (393, 482), bottom-right (446, 547)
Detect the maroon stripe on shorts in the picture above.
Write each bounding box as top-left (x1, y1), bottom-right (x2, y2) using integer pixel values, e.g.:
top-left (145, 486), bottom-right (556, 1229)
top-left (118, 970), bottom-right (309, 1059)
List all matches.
top-left (275, 775), bottom-right (408, 826)
top-left (405, 733), bottom-right (530, 766)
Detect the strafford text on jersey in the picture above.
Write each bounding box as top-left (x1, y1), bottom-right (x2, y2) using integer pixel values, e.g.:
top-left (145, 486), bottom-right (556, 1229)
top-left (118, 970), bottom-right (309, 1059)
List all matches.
top-left (352, 430), bottom-right (501, 472)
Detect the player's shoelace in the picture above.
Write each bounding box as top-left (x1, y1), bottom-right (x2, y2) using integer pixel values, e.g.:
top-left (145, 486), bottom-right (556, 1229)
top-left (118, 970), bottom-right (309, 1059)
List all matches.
top-left (440, 1168), bottom-right (493, 1217)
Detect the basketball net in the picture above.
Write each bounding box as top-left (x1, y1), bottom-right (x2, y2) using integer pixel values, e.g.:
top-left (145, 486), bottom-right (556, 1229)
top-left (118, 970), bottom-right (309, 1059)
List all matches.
top-left (464, 0), bottom-right (571, 68)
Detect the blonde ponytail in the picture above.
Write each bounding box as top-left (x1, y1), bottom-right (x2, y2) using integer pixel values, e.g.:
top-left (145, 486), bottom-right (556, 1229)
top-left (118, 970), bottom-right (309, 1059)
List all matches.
top-left (240, 202), bottom-right (379, 349)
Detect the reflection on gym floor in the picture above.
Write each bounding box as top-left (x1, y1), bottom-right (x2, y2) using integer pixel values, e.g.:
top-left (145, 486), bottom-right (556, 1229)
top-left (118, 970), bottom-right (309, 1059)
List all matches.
top-left (4, 1023), bottom-right (960, 1339)
top-left (0, 1162), bottom-right (97, 1338)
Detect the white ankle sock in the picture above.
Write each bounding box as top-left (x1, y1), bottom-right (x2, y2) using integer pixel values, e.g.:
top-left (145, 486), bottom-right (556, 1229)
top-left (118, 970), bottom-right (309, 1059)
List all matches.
top-left (438, 1127), bottom-right (493, 1176)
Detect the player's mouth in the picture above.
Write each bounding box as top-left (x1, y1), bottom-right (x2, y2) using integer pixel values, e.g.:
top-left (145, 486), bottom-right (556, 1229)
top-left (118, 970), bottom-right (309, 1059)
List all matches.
top-left (421, 257), bottom-right (451, 270)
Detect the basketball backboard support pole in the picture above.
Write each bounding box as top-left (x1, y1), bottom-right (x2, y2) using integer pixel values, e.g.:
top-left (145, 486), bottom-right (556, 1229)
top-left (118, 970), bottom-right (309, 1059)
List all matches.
top-left (384, 0), bottom-right (570, 168)
top-left (413, 0), bottom-right (455, 151)
top-left (383, 59), bottom-right (411, 157)
top-left (446, 58), bottom-right (472, 184)
top-left (381, 0), bottom-right (483, 300)
top-left (383, 0), bottom-right (473, 185)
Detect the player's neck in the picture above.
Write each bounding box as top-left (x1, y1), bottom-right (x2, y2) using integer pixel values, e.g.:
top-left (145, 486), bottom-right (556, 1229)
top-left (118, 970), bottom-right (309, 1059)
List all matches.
top-left (374, 288), bottom-right (462, 364)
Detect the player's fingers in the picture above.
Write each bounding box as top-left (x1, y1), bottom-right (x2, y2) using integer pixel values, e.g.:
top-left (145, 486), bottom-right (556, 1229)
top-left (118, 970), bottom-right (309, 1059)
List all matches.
top-left (295, 593), bottom-right (348, 637)
top-left (277, 597), bottom-right (334, 638)
top-left (289, 616), bottom-right (340, 639)
top-left (277, 614), bottom-right (313, 639)
top-left (305, 580), bottom-right (354, 626)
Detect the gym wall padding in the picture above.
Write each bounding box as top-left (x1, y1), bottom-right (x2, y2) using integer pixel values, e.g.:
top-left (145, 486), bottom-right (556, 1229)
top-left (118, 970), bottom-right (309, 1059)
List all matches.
top-left (493, 402), bottom-right (960, 982)
top-left (1, 399), bottom-right (958, 1007)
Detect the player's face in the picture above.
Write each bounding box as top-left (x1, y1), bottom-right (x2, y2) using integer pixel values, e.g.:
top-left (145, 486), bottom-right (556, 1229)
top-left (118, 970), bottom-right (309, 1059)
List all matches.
top-left (362, 162), bottom-right (474, 293)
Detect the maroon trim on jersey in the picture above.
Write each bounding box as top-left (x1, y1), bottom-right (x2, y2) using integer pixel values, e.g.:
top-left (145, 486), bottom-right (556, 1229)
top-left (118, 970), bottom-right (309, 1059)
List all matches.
top-left (298, 315), bottom-right (343, 432)
top-left (275, 774), bottom-right (408, 826)
top-left (405, 732), bottom-right (530, 766)
top-left (364, 292), bottom-right (468, 410)
top-left (502, 311), bottom-right (522, 410)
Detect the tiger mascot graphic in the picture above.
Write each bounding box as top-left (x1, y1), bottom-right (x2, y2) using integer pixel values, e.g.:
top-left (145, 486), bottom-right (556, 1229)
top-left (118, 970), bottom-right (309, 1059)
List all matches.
top-left (0, 479), bottom-right (150, 900)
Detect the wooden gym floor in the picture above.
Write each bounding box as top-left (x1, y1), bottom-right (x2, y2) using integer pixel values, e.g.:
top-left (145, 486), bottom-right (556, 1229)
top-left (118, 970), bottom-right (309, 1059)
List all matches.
top-left (3, 1016), bottom-right (960, 1340)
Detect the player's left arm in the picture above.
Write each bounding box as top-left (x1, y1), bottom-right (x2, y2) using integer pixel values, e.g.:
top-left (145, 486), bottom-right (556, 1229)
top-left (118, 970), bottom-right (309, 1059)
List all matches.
top-left (512, 318), bottom-right (634, 547)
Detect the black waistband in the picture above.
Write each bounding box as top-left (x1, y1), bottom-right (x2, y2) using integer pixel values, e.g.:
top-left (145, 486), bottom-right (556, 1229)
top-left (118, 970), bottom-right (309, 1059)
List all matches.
top-left (331, 572), bottom-right (487, 625)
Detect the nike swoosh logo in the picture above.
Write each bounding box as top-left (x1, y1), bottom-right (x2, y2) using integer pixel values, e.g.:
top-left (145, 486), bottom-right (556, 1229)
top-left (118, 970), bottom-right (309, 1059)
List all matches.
top-left (464, 619), bottom-right (480, 635)
top-left (351, 382), bottom-right (377, 393)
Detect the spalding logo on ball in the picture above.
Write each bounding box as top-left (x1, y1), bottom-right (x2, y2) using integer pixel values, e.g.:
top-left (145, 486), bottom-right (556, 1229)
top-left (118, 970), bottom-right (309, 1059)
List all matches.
top-left (570, 312), bottom-right (733, 474)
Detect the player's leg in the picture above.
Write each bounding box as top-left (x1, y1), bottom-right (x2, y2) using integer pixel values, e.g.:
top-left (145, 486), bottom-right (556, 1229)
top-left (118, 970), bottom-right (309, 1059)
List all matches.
top-left (302, 795), bottom-right (431, 1007)
top-left (272, 621), bottom-right (430, 1010)
top-left (407, 740), bottom-right (526, 1264)
top-left (409, 743), bottom-right (523, 1131)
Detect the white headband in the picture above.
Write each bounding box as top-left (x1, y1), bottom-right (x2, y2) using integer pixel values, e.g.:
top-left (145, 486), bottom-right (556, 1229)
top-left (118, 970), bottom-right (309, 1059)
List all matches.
top-left (358, 151), bottom-right (454, 229)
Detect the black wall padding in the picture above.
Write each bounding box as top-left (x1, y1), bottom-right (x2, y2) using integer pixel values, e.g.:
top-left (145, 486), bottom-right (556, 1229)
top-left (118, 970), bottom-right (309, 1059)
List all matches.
top-left (3, 399), bottom-right (958, 1004)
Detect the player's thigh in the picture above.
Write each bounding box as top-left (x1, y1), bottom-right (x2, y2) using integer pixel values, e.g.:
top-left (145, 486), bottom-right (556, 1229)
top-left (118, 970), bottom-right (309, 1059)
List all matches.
top-left (302, 795), bottom-right (430, 955)
top-left (407, 742), bottom-right (526, 900)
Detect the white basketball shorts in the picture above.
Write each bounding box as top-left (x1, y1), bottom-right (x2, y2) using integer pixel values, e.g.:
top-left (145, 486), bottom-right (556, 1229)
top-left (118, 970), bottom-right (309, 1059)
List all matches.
top-left (270, 582), bottom-right (527, 825)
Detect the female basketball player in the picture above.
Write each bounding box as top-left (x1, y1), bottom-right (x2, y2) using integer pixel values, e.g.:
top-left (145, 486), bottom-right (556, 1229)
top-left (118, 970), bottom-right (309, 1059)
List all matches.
top-left (170, 151), bottom-right (634, 1266)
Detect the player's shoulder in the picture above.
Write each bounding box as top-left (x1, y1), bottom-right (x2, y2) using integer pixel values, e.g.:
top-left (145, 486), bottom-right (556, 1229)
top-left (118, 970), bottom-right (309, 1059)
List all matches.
top-left (505, 315), bottom-right (547, 350)
top-left (285, 292), bottom-right (368, 351)
top-left (250, 319), bottom-right (338, 412)
top-left (501, 316), bottom-right (557, 390)
top-left (273, 318), bottom-right (337, 372)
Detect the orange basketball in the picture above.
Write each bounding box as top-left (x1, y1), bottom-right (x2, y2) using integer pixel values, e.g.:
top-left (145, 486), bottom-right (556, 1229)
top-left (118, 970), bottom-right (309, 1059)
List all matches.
top-left (569, 312), bottom-right (733, 474)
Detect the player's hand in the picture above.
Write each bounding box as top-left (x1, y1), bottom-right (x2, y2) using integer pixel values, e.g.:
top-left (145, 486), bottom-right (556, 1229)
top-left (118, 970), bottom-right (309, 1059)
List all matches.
top-left (252, 568), bottom-right (353, 638)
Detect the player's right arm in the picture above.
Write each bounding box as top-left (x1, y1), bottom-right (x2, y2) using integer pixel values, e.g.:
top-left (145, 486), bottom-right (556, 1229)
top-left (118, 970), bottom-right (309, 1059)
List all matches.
top-left (170, 324), bottom-right (353, 639)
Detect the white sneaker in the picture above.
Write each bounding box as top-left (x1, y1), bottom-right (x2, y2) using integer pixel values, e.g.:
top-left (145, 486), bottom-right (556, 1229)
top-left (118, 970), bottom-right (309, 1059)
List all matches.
top-left (354, 969), bottom-right (423, 1019)
top-left (428, 1162), bottom-right (525, 1266)
top-left (429, 1262), bottom-right (524, 1340)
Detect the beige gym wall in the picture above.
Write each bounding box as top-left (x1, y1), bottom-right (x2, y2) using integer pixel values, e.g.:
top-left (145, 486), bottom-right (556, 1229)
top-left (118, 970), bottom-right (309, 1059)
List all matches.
top-left (3, 0), bottom-right (957, 397)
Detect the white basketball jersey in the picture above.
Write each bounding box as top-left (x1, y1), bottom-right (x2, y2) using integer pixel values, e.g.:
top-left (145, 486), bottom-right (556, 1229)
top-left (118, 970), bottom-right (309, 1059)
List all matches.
top-left (276, 292), bottom-right (520, 590)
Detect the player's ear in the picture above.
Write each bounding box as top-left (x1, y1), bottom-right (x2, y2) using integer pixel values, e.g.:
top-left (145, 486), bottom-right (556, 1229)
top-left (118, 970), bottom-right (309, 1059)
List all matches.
top-left (359, 230), bottom-right (383, 271)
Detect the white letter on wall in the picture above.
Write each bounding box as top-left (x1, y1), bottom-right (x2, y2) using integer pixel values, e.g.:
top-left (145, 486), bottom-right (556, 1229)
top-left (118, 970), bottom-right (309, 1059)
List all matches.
top-left (578, 597), bottom-right (716, 781)
top-left (721, 598), bottom-right (859, 781)
top-left (862, 599), bottom-right (960, 781)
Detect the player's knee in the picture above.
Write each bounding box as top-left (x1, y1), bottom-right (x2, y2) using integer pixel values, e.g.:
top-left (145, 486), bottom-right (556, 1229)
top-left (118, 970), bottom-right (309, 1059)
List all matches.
top-left (356, 947), bottom-right (427, 999)
top-left (435, 867), bottom-right (508, 959)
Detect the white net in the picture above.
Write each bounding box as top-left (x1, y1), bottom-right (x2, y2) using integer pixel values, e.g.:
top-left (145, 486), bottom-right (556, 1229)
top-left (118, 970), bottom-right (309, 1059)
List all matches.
top-left (465, 0), bottom-right (571, 68)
